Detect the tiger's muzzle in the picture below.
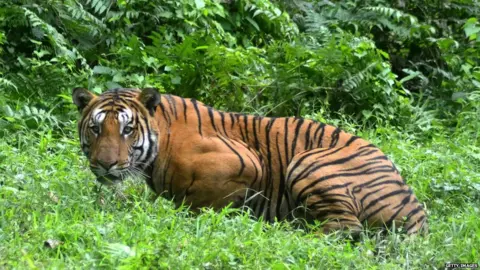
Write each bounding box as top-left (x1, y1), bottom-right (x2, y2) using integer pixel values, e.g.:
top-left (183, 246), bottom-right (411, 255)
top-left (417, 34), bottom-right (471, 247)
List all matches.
top-left (90, 161), bottom-right (130, 185)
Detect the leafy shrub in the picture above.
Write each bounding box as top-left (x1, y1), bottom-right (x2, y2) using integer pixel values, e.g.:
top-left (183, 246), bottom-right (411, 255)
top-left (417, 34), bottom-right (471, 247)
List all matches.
top-left (0, 0), bottom-right (479, 133)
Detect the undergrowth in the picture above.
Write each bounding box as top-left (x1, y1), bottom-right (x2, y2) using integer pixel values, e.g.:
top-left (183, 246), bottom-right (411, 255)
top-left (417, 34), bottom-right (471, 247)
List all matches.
top-left (0, 120), bottom-right (478, 269)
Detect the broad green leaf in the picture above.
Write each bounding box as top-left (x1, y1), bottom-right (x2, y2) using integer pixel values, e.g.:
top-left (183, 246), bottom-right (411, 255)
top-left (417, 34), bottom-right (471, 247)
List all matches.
top-left (195, 0), bottom-right (205, 9)
top-left (246, 17), bottom-right (260, 31)
top-left (171, 76), bottom-right (181, 85)
top-left (93, 66), bottom-right (114, 75)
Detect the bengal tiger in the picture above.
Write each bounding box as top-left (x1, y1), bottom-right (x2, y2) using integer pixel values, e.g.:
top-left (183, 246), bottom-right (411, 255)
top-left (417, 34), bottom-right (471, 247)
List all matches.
top-left (72, 87), bottom-right (428, 235)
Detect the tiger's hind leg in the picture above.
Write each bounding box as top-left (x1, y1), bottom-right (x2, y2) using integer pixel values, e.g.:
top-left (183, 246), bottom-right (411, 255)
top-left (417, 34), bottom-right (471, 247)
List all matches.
top-left (286, 147), bottom-right (363, 235)
top-left (286, 144), bottom-right (428, 236)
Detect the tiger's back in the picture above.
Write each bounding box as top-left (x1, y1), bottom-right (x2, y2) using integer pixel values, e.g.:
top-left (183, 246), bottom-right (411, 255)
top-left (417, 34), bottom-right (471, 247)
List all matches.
top-left (73, 88), bottom-right (428, 235)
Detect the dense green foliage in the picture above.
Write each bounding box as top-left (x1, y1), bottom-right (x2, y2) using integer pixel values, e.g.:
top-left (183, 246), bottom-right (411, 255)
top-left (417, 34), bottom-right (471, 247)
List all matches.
top-left (1, 0), bottom-right (479, 268)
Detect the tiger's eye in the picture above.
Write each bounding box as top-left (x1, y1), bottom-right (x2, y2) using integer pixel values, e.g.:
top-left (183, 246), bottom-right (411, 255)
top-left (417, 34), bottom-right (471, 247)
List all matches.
top-left (123, 126), bottom-right (133, 135)
top-left (91, 125), bottom-right (100, 134)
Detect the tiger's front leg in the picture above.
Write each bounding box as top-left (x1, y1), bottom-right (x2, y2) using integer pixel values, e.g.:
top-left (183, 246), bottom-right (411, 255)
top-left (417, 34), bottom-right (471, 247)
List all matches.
top-left (154, 136), bottom-right (263, 212)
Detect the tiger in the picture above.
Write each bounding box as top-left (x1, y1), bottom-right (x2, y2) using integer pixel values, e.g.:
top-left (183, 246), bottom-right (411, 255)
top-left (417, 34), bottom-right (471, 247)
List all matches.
top-left (72, 87), bottom-right (428, 235)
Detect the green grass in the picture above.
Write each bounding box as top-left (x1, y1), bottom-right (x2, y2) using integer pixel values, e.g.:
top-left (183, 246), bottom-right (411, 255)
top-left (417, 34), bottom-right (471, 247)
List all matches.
top-left (1, 122), bottom-right (479, 269)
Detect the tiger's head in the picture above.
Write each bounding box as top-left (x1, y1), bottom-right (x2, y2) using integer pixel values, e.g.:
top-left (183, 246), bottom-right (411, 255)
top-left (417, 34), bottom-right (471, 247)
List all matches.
top-left (72, 87), bottom-right (161, 185)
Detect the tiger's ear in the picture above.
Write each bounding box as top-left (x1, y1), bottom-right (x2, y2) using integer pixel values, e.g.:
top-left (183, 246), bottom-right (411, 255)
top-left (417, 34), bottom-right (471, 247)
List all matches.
top-left (138, 88), bottom-right (161, 116)
top-left (72, 87), bottom-right (96, 112)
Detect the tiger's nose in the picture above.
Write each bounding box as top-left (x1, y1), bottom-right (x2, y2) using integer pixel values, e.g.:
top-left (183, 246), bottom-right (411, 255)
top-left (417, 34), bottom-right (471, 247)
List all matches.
top-left (96, 160), bottom-right (118, 170)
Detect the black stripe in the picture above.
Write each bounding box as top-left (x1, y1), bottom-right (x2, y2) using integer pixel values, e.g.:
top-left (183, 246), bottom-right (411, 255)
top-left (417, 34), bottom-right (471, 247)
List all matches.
top-left (296, 182), bottom-right (353, 204)
top-left (133, 112), bottom-right (139, 127)
top-left (260, 117), bottom-right (276, 221)
top-left (182, 98), bottom-right (187, 122)
top-left (207, 107), bottom-right (217, 132)
top-left (284, 118), bottom-right (290, 164)
top-left (235, 114), bottom-right (245, 141)
top-left (364, 179), bottom-right (405, 189)
top-left (309, 182), bottom-right (353, 196)
top-left (359, 149), bottom-right (379, 157)
top-left (340, 160), bottom-right (383, 172)
top-left (405, 215), bottom-right (425, 232)
top-left (394, 193), bottom-right (411, 209)
top-left (256, 117), bottom-right (262, 144)
top-left (359, 187), bottom-right (383, 208)
top-left (352, 175), bottom-right (389, 193)
top-left (290, 118), bottom-right (304, 159)
top-left (288, 160), bottom-right (317, 190)
top-left (142, 112), bottom-right (156, 168)
top-left (275, 132), bottom-right (285, 219)
top-left (360, 165), bottom-right (396, 175)
top-left (344, 135), bottom-right (360, 146)
top-left (384, 194), bottom-right (410, 225)
top-left (347, 184), bottom-right (360, 213)
top-left (113, 103), bottom-right (128, 111)
top-left (191, 99), bottom-right (202, 136)
top-left (230, 113), bottom-right (235, 129)
top-left (165, 95), bottom-right (178, 119)
top-left (219, 111), bottom-right (228, 135)
top-left (329, 127), bottom-right (341, 147)
top-left (358, 144), bottom-right (376, 150)
top-left (311, 123), bottom-right (323, 148)
top-left (304, 122), bottom-right (313, 150)
top-left (405, 205), bottom-right (423, 220)
top-left (158, 101), bottom-right (171, 125)
top-left (309, 197), bottom-right (356, 213)
top-left (252, 116), bottom-right (260, 150)
top-left (362, 204), bottom-right (390, 222)
top-left (243, 114), bottom-right (249, 143)
top-left (317, 123), bottom-right (326, 147)
top-left (217, 136), bottom-right (245, 177)
top-left (367, 156), bottom-right (389, 162)
top-left (363, 189), bottom-right (411, 214)
top-left (315, 209), bottom-right (356, 220)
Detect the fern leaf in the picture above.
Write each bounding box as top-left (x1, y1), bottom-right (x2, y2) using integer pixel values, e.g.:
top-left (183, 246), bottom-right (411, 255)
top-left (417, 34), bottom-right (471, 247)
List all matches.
top-left (343, 62), bottom-right (378, 92)
top-left (0, 78), bottom-right (18, 91)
